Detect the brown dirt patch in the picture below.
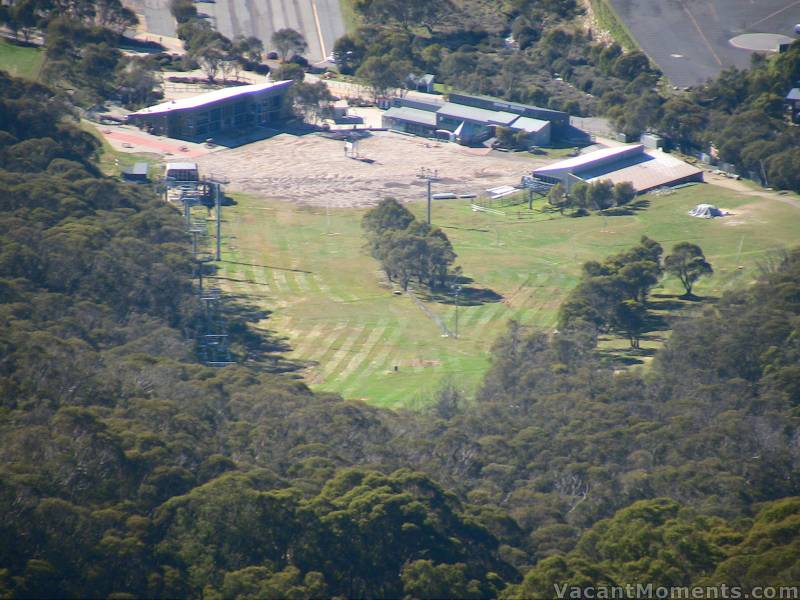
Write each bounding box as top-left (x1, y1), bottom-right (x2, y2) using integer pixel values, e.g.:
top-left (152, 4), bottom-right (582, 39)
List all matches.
top-left (194, 131), bottom-right (551, 208)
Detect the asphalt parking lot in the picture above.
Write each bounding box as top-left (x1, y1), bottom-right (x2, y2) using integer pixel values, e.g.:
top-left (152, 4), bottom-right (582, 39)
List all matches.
top-left (608, 0), bottom-right (800, 87)
top-left (131, 0), bottom-right (345, 63)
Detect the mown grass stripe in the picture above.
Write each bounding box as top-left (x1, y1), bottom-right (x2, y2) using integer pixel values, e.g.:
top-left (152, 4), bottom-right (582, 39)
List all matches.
top-left (290, 322), bottom-right (328, 359)
top-left (318, 326), bottom-right (372, 385)
top-left (270, 268), bottom-right (289, 294)
top-left (335, 321), bottom-right (389, 381)
top-left (305, 322), bottom-right (352, 368)
top-left (338, 323), bottom-right (405, 396)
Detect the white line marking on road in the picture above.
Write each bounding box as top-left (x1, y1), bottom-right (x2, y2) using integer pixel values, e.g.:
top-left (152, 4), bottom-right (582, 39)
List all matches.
top-left (749, 0), bottom-right (800, 29)
top-left (310, 0), bottom-right (327, 58)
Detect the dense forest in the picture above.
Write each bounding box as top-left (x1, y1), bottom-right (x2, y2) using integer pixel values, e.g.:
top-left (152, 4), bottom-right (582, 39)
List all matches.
top-left (1, 61), bottom-right (800, 596)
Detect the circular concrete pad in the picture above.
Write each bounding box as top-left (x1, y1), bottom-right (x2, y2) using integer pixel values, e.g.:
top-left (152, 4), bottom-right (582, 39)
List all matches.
top-left (729, 33), bottom-right (795, 52)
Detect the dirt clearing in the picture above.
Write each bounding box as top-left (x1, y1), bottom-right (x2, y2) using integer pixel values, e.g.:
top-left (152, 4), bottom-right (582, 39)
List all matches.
top-left (194, 131), bottom-right (551, 208)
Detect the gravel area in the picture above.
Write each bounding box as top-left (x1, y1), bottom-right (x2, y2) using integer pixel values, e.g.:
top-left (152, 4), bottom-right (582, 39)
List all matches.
top-left (195, 131), bottom-right (552, 208)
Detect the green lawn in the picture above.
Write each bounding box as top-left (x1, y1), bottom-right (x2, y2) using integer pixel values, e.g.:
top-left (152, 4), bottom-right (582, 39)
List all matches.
top-left (211, 183), bottom-right (800, 409)
top-left (0, 38), bottom-right (44, 80)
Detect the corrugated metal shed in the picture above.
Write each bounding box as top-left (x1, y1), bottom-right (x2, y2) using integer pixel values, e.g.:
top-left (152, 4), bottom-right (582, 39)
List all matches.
top-left (383, 106), bottom-right (438, 127)
top-left (166, 162), bottom-right (198, 172)
top-left (122, 162), bottom-right (149, 181)
top-left (447, 93), bottom-right (568, 122)
top-left (533, 145), bottom-right (645, 176)
top-left (532, 145), bottom-right (702, 192)
top-left (509, 116), bottom-right (549, 133)
top-left (438, 102), bottom-right (518, 125)
top-left (584, 150), bottom-right (703, 192)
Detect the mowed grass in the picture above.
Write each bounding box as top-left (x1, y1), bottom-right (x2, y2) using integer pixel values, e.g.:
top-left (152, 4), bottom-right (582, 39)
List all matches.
top-left (0, 39), bottom-right (44, 80)
top-left (213, 184), bottom-right (799, 409)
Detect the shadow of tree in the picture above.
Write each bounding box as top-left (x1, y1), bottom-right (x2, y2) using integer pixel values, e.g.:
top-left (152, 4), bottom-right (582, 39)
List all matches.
top-left (423, 286), bottom-right (504, 306)
top-left (602, 199), bottom-right (651, 216)
top-left (415, 274), bottom-right (504, 306)
top-left (221, 260), bottom-right (313, 274)
top-left (597, 344), bottom-right (657, 367)
top-left (649, 293), bottom-right (717, 313)
top-left (219, 296), bottom-right (305, 373)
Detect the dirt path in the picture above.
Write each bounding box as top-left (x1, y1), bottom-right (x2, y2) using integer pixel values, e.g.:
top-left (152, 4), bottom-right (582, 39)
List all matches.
top-left (704, 171), bottom-right (800, 210)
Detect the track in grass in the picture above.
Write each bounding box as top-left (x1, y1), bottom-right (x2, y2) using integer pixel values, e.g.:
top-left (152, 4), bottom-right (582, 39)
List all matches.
top-left (212, 185), bottom-right (799, 408)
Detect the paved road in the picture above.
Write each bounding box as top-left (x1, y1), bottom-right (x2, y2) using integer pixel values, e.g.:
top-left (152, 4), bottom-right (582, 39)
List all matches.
top-left (131, 0), bottom-right (345, 62)
top-left (205, 0), bottom-right (345, 62)
top-left (139, 0), bottom-right (177, 37)
top-left (608, 0), bottom-right (800, 87)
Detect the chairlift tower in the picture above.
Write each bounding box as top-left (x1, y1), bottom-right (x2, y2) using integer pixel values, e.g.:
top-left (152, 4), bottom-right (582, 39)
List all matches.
top-left (180, 176), bottom-right (234, 368)
top-left (520, 175), bottom-right (554, 209)
top-left (417, 167), bottom-right (439, 225)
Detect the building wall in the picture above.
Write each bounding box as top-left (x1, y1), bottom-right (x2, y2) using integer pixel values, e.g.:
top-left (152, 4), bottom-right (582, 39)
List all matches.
top-left (448, 93), bottom-right (569, 127)
top-left (130, 113), bottom-right (168, 136)
top-left (130, 89), bottom-right (287, 142)
top-left (165, 167), bottom-right (199, 182)
top-left (169, 93), bottom-right (283, 141)
top-left (526, 122), bottom-right (551, 146)
top-left (383, 116), bottom-right (436, 137)
top-left (435, 114), bottom-right (492, 143)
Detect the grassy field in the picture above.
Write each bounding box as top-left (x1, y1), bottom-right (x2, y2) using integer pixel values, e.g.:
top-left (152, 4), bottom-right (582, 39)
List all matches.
top-left (211, 183), bottom-right (799, 409)
top-left (0, 38), bottom-right (44, 80)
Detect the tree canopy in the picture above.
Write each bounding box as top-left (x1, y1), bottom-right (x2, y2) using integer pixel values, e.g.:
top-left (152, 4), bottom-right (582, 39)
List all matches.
top-left (1, 60), bottom-right (800, 597)
top-left (664, 242), bottom-right (713, 297)
top-left (363, 198), bottom-right (457, 291)
top-left (271, 28), bottom-right (308, 61)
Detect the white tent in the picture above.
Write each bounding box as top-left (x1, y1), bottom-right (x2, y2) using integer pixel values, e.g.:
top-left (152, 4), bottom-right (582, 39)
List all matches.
top-left (689, 204), bottom-right (725, 218)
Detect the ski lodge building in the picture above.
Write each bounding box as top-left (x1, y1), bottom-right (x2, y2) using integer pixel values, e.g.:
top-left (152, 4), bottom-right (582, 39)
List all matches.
top-left (127, 81), bottom-right (293, 142)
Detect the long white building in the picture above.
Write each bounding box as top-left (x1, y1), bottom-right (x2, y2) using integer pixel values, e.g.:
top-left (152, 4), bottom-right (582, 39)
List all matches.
top-left (532, 144), bottom-right (704, 193)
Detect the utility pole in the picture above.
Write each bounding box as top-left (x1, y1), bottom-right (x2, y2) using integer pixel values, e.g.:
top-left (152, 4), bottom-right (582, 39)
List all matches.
top-left (191, 229), bottom-right (198, 258)
top-left (454, 284), bottom-right (461, 339)
top-left (215, 182), bottom-right (222, 261)
top-left (417, 167), bottom-right (438, 225)
top-left (427, 178), bottom-right (432, 224)
top-left (184, 193), bottom-right (191, 227)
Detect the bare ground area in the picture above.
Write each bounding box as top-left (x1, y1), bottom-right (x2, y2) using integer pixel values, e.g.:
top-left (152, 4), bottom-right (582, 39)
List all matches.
top-left (194, 131), bottom-right (551, 208)
top-left (703, 171), bottom-right (800, 210)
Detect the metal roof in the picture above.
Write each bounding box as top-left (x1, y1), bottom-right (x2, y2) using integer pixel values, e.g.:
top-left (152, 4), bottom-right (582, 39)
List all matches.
top-left (585, 149), bottom-right (703, 192)
top-left (383, 106), bottom-right (438, 127)
top-left (509, 116), bottom-right (549, 133)
top-left (447, 93), bottom-right (568, 120)
top-left (533, 144), bottom-right (645, 175)
top-left (165, 162), bottom-right (198, 171)
top-left (438, 102), bottom-right (518, 126)
top-left (131, 81), bottom-right (293, 116)
top-left (787, 88), bottom-right (800, 101)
